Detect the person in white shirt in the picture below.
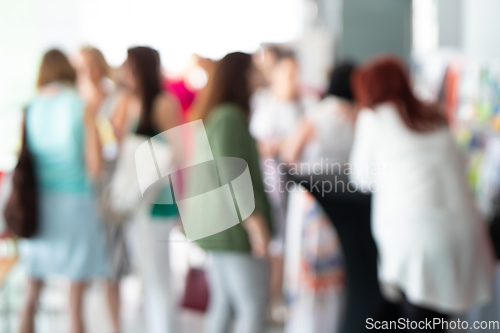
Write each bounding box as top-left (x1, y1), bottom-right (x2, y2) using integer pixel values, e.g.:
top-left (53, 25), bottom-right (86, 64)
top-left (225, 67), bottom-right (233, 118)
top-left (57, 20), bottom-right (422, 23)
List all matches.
top-left (281, 62), bottom-right (357, 167)
top-left (349, 56), bottom-right (495, 329)
top-left (250, 51), bottom-right (304, 241)
top-left (250, 51), bottom-right (303, 155)
top-left (250, 50), bottom-right (303, 316)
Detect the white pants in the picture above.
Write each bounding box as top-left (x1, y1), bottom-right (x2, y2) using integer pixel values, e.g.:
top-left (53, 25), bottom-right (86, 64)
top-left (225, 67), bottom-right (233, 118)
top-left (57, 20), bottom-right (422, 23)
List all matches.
top-left (129, 209), bottom-right (178, 333)
top-left (206, 252), bottom-right (269, 333)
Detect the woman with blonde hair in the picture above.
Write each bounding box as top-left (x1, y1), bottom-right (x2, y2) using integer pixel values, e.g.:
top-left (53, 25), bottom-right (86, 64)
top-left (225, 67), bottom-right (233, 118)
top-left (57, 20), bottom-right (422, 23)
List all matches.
top-left (18, 49), bottom-right (108, 333)
top-left (75, 46), bottom-right (116, 115)
top-left (74, 46), bottom-right (127, 333)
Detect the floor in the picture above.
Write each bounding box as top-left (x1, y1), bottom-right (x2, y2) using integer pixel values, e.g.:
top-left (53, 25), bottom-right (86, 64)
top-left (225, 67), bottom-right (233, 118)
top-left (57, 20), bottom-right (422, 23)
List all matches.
top-left (0, 225), bottom-right (284, 333)
top-left (0, 266), bottom-right (284, 333)
top-left (2, 261), bottom-right (500, 333)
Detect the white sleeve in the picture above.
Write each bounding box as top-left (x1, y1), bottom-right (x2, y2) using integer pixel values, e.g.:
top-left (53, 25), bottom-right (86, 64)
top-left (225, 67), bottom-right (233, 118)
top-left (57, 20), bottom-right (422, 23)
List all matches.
top-left (249, 91), bottom-right (272, 140)
top-left (249, 106), bottom-right (269, 140)
top-left (349, 108), bottom-right (379, 192)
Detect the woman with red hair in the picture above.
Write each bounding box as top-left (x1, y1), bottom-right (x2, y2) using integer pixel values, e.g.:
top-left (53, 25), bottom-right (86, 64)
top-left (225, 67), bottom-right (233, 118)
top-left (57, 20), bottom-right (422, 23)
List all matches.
top-left (349, 55), bottom-right (494, 329)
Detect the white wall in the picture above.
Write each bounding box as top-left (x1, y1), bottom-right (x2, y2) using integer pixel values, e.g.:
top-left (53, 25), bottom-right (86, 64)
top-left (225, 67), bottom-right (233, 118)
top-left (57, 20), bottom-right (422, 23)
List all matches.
top-left (463, 0), bottom-right (500, 61)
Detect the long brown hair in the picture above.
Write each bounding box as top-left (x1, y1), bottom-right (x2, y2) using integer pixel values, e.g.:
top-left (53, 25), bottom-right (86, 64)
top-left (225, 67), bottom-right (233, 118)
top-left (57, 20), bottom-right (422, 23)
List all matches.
top-left (191, 52), bottom-right (253, 121)
top-left (37, 49), bottom-right (76, 88)
top-left (351, 55), bottom-right (445, 132)
top-left (127, 46), bottom-right (162, 136)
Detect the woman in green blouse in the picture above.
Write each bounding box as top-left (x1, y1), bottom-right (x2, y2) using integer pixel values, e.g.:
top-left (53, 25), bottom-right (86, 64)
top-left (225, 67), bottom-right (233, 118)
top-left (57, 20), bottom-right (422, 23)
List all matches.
top-left (191, 52), bottom-right (272, 333)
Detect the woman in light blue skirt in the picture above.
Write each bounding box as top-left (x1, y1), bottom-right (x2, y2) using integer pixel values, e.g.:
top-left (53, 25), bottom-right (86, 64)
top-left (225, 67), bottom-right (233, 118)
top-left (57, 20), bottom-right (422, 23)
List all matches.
top-left (20, 192), bottom-right (108, 280)
top-left (18, 49), bottom-right (109, 333)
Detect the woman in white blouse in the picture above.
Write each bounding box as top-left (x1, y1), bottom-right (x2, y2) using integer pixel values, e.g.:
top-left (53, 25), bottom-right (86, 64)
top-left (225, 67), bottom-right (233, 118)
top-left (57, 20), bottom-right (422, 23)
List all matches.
top-left (349, 56), bottom-right (495, 329)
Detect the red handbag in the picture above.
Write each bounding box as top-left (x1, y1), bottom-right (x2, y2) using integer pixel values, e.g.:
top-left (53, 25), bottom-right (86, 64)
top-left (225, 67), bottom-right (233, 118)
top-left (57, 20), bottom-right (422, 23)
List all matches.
top-left (181, 267), bottom-right (210, 312)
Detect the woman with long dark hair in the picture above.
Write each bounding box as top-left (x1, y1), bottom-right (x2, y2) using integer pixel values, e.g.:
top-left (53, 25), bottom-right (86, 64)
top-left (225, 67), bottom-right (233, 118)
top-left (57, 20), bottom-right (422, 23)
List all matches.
top-left (279, 62), bottom-right (357, 333)
top-left (190, 52), bottom-right (272, 333)
top-left (112, 46), bottom-right (181, 333)
top-left (114, 46), bottom-right (179, 138)
top-left (349, 55), bottom-right (494, 330)
top-left (18, 49), bottom-right (108, 333)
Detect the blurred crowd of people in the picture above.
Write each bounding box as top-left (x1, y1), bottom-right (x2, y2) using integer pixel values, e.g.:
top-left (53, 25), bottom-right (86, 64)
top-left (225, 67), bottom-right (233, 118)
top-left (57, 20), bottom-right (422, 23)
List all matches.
top-left (3, 42), bottom-right (497, 333)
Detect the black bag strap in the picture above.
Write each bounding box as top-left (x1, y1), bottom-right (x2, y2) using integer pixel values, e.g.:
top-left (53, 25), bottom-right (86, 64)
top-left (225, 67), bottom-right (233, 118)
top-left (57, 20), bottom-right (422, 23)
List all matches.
top-left (19, 108), bottom-right (30, 164)
top-left (489, 188), bottom-right (500, 259)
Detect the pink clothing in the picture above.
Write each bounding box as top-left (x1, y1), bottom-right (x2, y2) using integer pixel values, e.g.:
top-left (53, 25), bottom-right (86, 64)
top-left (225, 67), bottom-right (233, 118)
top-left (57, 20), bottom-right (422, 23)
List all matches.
top-left (163, 78), bottom-right (196, 118)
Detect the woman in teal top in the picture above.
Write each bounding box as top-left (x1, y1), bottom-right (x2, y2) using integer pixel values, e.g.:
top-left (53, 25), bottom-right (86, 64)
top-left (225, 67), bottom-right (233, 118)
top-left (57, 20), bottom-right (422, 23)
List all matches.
top-left (191, 52), bottom-right (272, 333)
top-left (18, 49), bottom-right (108, 333)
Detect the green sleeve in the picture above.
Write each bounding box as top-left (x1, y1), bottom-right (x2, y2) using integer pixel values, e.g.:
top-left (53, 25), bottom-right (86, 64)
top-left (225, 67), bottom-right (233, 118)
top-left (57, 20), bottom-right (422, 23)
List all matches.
top-left (208, 106), bottom-right (248, 160)
top-left (207, 105), bottom-right (273, 233)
